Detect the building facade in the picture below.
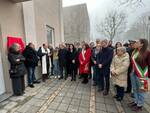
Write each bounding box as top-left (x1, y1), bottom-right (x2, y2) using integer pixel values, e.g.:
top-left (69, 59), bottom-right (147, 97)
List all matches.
top-left (63, 4), bottom-right (90, 43)
top-left (0, 0), bottom-right (64, 96)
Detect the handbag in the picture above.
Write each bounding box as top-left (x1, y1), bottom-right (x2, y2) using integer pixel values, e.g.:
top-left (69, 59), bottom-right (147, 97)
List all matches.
top-left (9, 67), bottom-right (17, 75)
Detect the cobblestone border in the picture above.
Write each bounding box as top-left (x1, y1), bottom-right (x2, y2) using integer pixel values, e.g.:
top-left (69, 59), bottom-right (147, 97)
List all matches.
top-left (89, 82), bottom-right (96, 113)
top-left (110, 87), bottom-right (125, 113)
top-left (8, 80), bottom-right (53, 113)
top-left (37, 79), bottom-right (68, 113)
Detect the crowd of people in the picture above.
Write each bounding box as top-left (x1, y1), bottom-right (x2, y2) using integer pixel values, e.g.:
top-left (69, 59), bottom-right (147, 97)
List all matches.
top-left (8, 38), bottom-right (150, 112)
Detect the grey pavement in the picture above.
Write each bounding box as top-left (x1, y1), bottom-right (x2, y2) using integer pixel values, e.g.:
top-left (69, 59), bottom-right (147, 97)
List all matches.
top-left (0, 77), bottom-right (149, 113)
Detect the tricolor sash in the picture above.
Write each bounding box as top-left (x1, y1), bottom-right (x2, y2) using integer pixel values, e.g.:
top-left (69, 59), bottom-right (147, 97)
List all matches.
top-left (131, 49), bottom-right (149, 92)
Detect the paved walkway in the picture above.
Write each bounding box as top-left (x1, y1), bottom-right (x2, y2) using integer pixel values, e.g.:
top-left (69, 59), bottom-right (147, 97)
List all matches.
top-left (0, 77), bottom-right (149, 113)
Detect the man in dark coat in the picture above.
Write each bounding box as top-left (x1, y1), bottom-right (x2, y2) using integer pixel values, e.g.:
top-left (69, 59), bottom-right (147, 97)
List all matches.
top-left (97, 39), bottom-right (114, 96)
top-left (23, 43), bottom-right (40, 88)
top-left (58, 43), bottom-right (68, 80)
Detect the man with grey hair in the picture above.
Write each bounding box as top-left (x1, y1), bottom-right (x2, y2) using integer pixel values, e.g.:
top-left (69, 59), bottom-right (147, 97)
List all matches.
top-left (97, 39), bottom-right (114, 96)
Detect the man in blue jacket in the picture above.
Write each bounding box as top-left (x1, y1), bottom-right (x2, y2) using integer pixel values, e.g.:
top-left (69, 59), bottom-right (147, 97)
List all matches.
top-left (97, 39), bottom-right (114, 96)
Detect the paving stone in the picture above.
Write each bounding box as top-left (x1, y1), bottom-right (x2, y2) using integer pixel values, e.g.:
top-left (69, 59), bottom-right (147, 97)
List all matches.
top-left (73, 94), bottom-right (82, 99)
top-left (96, 103), bottom-right (106, 111)
top-left (62, 98), bottom-right (72, 104)
top-left (80, 100), bottom-right (90, 108)
top-left (4, 101), bottom-right (18, 110)
top-left (96, 110), bottom-right (107, 113)
top-left (57, 103), bottom-right (69, 112)
top-left (82, 95), bottom-right (90, 101)
top-left (45, 109), bottom-right (55, 113)
top-left (105, 98), bottom-right (114, 105)
top-left (67, 105), bottom-right (78, 113)
top-left (55, 111), bottom-right (66, 113)
top-left (0, 109), bottom-right (7, 113)
top-left (25, 106), bottom-right (39, 113)
top-left (17, 104), bottom-right (32, 113)
top-left (26, 98), bottom-right (45, 107)
top-left (70, 99), bottom-right (80, 106)
top-left (48, 102), bottom-right (60, 110)
top-left (0, 101), bottom-right (10, 106)
top-left (106, 104), bottom-right (118, 113)
top-left (96, 97), bottom-right (105, 103)
top-left (78, 107), bottom-right (89, 113)
top-left (65, 93), bottom-right (74, 98)
top-left (9, 96), bottom-right (26, 102)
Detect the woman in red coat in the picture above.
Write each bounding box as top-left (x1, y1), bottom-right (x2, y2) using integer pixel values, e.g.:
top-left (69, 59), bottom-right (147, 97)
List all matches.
top-left (79, 43), bottom-right (92, 84)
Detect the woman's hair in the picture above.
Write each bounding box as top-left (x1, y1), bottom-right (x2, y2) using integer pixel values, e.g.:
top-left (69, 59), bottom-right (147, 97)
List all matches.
top-left (117, 47), bottom-right (126, 53)
top-left (9, 43), bottom-right (20, 53)
top-left (69, 44), bottom-right (76, 52)
top-left (115, 42), bottom-right (122, 48)
top-left (137, 39), bottom-right (149, 65)
top-left (82, 43), bottom-right (90, 50)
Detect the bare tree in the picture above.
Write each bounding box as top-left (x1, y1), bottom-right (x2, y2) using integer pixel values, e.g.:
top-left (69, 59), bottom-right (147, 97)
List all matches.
top-left (119, 0), bottom-right (144, 7)
top-left (96, 10), bottom-right (127, 41)
top-left (124, 11), bottom-right (150, 43)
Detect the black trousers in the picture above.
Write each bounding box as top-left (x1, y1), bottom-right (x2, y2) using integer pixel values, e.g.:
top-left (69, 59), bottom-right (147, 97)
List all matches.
top-left (99, 69), bottom-right (110, 92)
top-left (70, 64), bottom-right (77, 80)
top-left (60, 65), bottom-right (67, 79)
top-left (11, 76), bottom-right (25, 96)
top-left (116, 85), bottom-right (125, 99)
top-left (126, 69), bottom-right (132, 92)
top-left (82, 73), bottom-right (89, 83)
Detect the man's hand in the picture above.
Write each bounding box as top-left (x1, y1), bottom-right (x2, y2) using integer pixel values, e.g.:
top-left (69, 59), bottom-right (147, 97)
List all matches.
top-left (16, 59), bottom-right (20, 62)
top-left (94, 61), bottom-right (96, 65)
top-left (72, 60), bottom-right (75, 63)
top-left (98, 64), bottom-right (102, 68)
top-left (111, 70), bottom-right (117, 76)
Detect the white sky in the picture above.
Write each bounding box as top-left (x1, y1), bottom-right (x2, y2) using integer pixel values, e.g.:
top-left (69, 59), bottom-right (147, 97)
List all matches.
top-left (63, 0), bottom-right (150, 41)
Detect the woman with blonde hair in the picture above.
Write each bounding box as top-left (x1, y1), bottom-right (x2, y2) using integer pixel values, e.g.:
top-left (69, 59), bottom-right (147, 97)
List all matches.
top-left (111, 47), bottom-right (130, 101)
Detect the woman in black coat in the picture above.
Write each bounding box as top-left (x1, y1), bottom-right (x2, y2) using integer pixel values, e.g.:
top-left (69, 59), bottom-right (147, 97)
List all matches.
top-left (68, 44), bottom-right (78, 81)
top-left (8, 43), bottom-right (26, 96)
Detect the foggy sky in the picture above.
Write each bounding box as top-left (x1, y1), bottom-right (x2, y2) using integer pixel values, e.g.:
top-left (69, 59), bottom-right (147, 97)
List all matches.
top-left (63, 0), bottom-right (150, 42)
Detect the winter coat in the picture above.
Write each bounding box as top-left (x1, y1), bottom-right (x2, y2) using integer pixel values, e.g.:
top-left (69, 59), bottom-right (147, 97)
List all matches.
top-left (79, 48), bottom-right (91, 74)
top-left (97, 47), bottom-right (114, 70)
top-left (58, 48), bottom-right (68, 67)
top-left (8, 51), bottom-right (26, 78)
top-left (111, 53), bottom-right (130, 87)
top-left (23, 46), bottom-right (39, 67)
top-left (68, 50), bottom-right (78, 68)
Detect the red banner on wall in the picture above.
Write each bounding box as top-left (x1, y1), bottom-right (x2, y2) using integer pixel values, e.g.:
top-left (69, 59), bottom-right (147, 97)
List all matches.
top-left (7, 36), bottom-right (25, 52)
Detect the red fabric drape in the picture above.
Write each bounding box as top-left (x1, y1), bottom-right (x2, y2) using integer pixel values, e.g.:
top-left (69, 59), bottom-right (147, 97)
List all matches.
top-left (7, 36), bottom-right (25, 52)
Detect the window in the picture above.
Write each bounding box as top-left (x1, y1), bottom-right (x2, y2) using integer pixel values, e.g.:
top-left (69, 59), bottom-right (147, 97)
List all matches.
top-left (46, 25), bottom-right (55, 46)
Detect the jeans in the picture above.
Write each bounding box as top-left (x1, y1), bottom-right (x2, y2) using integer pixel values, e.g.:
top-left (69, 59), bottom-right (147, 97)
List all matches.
top-left (93, 65), bottom-right (99, 85)
top-left (131, 72), bottom-right (146, 107)
top-left (53, 59), bottom-right (60, 76)
top-left (27, 67), bottom-right (36, 85)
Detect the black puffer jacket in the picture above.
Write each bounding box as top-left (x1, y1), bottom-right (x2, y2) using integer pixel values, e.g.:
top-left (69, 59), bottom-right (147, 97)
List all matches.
top-left (8, 49), bottom-right (26, 78)
top-left (23, 46), bottom-right (39, 67)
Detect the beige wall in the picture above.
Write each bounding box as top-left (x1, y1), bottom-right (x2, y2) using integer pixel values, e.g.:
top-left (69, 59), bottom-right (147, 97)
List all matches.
top-left (63, 4), bottom-right (90, 43)
top-left (0, 0), bottom-right (64, 94)
top-left (33, 0), bottom-right (64, 47)
top-left (0, 0), bottom-right (25, 93)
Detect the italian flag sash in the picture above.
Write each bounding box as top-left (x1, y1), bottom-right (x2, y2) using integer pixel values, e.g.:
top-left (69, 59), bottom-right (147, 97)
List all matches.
top-left (131, 49), bottom-right (149, 92)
